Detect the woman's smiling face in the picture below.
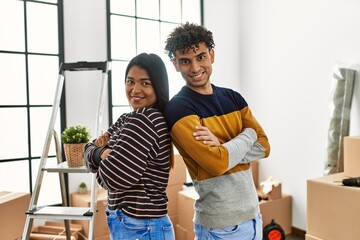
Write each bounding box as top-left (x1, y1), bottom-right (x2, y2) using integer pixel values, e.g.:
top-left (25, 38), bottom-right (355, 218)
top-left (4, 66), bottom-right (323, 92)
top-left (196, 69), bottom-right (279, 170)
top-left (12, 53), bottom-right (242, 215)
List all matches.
top-left (125, 65), bottom-right (157, 110)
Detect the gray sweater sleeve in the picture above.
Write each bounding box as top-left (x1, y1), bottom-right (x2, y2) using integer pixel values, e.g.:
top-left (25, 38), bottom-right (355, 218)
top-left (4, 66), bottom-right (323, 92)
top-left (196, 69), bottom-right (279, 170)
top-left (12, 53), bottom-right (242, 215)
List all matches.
top-left (243, 142), bottom-right (266, 162)
top-left (222, 128), bottom-right (257, 171)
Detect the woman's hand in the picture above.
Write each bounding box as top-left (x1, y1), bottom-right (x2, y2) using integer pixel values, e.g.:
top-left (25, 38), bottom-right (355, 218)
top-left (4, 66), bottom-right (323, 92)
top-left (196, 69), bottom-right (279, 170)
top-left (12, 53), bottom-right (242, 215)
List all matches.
top-left (95, 132), bottom-right (110, 147)
top-left (101, 148), bottom-right (111, 160)
top-left (193, 125), bottom-right (221, 147)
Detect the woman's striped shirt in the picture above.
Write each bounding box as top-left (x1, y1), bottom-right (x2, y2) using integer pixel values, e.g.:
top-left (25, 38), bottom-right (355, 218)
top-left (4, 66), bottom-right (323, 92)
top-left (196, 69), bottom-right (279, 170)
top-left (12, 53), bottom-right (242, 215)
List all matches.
top-left (84, 107), bottom-right (172, 218)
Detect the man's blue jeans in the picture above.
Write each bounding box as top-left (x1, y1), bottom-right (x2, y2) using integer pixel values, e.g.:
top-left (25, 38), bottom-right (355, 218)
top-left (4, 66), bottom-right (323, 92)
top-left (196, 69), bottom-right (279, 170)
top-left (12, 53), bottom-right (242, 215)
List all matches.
top-left (106, 209), bottom-right (175, 240)
top-left (194, 213), bottom-right (263, 240)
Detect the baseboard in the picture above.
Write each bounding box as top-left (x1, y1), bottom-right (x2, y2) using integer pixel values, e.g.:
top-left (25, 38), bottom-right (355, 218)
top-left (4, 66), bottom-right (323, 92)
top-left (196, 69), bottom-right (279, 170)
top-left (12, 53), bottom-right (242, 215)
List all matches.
top-left (291, 227), bottom-right (306, 237)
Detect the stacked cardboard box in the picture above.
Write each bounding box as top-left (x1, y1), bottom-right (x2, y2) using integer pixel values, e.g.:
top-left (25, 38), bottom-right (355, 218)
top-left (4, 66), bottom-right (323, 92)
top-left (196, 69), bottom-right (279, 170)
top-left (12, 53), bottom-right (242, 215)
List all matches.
top-left (257, 175), bottom-right (292, 235)
top-left (258, 182), bottom-right (282, 200)
top-left (306, 136), bottom-right (360, 240)
top-left (0, 191), bottom-right (30, 240)
top-left (70, 189), bottom-right (110, 239)
top-left (254, 161), bottom-right (292, 235)
top-left (307, 172), bottom-right (360, 240)
top-left (259, 194), bottom-right (292, 235)
top-left (305, 234), bottom-right (323, 240)
top-left (344, 136), bottom-right (360, 177)
top-left (30, 221), bottom-right (82, 240)
top-left (176, 187), bottom-right (198, 240)
top-left (166, 154), bottom-right (187, 232)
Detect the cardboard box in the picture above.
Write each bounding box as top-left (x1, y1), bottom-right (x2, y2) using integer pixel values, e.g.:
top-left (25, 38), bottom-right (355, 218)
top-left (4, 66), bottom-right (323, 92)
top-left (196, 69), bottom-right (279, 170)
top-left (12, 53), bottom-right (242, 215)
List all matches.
top-left (0, 191), bottom-right (31, 240)
top-left (169, 214), bottom-right (178, 228)
top-left (305, 233), bottom-right (323, 240)
top-left (89, 234), bottom-right (110, 240)
top-left (168, 154), bottom-right (187, 186)
top-left (166, 183), bottom-right (183, 216)
top-left (30, 221), bottom-right (83, 240)
top-left (344, 136), bottom-right (360, 177)
top-left (177, 188), bottom-right (198, 240)
top-left (259, 183), bottom-right (282, 200)
top-left (175, 224), bottom-right (191, 240)
top-left (259, 194), bottom-right (292, 235)
top-left (30, 233), bottom-right (76, 240)
top-left (307, 172), bottom-right (360, 240)
top-left (71, 189), bottom-right (109, 238)
top-left (31, 229), bottom-right (79, 240)
top-left (268, 183), bottom-right (282, 200)
top-left (167, 154), bottom-right (187, 225)
top-left (44, 221), bottom-right (83, 231)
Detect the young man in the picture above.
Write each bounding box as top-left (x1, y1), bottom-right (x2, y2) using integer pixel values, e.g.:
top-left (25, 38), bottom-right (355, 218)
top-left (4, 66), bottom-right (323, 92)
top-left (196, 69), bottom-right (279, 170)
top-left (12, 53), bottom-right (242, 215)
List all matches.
top-left (164, 22), bottom-right (270, 239)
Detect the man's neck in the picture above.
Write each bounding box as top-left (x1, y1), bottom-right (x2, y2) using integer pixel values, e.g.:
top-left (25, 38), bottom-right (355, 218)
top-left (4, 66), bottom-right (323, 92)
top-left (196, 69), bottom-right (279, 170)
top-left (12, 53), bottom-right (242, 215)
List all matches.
top-left (187, 83), bottom-right (213, 95)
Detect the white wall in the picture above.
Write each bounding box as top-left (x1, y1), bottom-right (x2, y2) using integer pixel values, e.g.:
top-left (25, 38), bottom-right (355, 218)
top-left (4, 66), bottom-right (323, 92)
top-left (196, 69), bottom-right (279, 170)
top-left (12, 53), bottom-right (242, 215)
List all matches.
top-left (64, 0), bottom-right (360, 231)
top-left (63, 0), bottom-right (108, 194)
top-left (204, 0), bottom-right (360, 231)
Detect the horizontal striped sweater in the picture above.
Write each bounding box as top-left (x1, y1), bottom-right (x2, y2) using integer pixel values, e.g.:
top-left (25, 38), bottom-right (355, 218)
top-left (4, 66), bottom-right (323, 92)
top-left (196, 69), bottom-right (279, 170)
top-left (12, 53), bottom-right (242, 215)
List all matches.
top-left (164, 84), bottom-right (270, 228)
top-left (84, 107), bottom-right (172, 218)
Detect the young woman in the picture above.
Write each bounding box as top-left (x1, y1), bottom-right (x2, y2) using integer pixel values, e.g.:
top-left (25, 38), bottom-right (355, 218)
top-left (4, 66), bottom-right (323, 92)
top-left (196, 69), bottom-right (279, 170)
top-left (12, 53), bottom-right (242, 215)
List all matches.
top-left (84, 53), bottom-right (175, 240)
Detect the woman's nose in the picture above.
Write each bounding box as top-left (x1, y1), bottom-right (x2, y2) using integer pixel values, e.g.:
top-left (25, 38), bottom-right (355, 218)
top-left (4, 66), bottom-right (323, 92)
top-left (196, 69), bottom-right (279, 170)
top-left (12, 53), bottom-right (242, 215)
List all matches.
top-left (131, 82), bottom-right (141, 93)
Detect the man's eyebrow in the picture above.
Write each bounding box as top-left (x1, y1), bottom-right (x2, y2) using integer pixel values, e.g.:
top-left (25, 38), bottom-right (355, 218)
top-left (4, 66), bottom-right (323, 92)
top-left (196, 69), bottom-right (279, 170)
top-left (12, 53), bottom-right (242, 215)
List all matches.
top-left (197, 51), bottom-right (207, 57)
top-left (178, 57), bottom-right (189, 61)
top-left (178, 51), bottom-right (207, 61)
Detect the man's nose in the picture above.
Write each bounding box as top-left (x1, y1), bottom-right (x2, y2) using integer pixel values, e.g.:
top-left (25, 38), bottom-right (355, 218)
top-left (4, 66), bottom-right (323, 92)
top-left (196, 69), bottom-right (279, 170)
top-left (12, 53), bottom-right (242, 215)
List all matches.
top-left (190, 61), bottom-right (200, 72)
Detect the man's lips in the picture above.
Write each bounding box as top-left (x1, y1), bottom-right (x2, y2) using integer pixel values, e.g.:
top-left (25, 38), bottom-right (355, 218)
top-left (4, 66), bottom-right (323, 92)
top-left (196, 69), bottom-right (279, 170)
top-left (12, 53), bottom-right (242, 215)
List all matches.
top-left (191, 72), bottom-right (204, 81)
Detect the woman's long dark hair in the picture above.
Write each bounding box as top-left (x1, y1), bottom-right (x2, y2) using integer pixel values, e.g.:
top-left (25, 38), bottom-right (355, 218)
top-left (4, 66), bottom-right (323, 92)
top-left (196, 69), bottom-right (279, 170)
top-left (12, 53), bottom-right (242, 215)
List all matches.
top-left (125, 53), bottom-right (174, 168)
top-left (125, 53), bottom-right (169, 112)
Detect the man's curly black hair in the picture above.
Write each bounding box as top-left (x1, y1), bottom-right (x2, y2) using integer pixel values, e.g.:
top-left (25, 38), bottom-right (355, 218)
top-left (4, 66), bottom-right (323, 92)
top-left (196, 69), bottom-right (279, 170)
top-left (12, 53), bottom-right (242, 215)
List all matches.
top-left (164, 22), bottom-right (215, 60)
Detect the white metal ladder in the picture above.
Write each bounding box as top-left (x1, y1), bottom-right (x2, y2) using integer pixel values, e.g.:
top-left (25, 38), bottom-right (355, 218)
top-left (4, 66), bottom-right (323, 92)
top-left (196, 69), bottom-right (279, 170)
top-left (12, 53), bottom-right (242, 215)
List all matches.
top-left (21, 61), bottom-right (111, 240)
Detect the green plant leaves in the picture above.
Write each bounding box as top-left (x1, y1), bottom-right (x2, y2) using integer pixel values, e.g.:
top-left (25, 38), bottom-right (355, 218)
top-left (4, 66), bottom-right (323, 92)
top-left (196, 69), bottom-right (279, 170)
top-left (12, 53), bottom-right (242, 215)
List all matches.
top-left (61, 125), bottom-right (91, 144)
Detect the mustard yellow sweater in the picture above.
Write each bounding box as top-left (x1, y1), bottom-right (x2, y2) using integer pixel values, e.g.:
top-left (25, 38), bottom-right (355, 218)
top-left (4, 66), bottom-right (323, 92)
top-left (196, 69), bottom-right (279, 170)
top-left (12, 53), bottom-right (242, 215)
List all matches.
top-left (164, 84), bottom-right (270, 228)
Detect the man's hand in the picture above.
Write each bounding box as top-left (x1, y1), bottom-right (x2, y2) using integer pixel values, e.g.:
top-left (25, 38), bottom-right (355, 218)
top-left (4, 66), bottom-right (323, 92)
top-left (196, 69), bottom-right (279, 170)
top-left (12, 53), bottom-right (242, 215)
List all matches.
top-left (95, 132), bottom-right (110, 147)
top-left (193, 125), bottom-right (221, 146)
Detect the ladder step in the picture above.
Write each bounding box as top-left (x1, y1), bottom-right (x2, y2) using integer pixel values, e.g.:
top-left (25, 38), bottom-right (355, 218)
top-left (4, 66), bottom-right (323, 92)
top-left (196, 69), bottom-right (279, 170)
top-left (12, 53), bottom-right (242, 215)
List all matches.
top-left (26, 206), bottom-right (93, 220)
top-left (44, 161), bottom-right (90, 173)
top-left (61, 61), bottom-right (109, 73)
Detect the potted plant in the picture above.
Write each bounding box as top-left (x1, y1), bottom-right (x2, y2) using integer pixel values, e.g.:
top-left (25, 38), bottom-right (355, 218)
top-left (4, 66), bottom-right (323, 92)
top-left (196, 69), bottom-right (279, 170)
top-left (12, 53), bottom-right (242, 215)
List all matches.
top-left (78, 182), bottom-right (88, 194)
top-left (61, 125), bottom-right (91, 167)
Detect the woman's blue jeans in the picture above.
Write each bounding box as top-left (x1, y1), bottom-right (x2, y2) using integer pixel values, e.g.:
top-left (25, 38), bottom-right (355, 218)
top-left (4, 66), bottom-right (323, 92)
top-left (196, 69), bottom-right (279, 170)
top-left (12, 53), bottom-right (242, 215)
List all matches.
top-left (106, 209), bottom-right (175, 240)
top-left (194, 213), bottom-right (263, 240)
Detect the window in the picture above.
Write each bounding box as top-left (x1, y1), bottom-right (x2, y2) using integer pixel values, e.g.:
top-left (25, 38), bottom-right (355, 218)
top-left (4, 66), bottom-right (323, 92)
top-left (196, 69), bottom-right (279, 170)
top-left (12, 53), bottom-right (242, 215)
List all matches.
top-left (107, 0), bottom-right (202, 122)
top-left (0, 0), bottom-right (64, 205)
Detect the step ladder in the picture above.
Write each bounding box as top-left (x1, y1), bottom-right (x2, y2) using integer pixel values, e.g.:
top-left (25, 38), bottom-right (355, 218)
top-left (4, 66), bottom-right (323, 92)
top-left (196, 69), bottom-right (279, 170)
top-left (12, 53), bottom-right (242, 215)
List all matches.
top-left (21, 61), bottom-right (111, 240)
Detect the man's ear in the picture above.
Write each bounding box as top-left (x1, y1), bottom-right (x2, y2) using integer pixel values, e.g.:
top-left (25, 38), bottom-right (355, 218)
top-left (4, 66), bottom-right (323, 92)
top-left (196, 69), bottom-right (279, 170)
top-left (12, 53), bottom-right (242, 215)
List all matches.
top-left (210, 48), bottom-right (215, 64)
top-left (171, 59), bottom-right (180, 72)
